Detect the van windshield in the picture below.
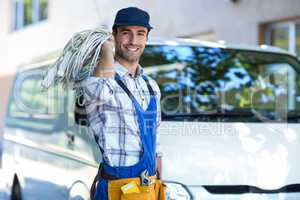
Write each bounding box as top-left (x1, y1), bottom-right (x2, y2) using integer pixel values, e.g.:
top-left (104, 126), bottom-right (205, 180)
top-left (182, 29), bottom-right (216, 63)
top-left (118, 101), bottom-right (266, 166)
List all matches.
top-left (141, 45), bottom-right (300, 122)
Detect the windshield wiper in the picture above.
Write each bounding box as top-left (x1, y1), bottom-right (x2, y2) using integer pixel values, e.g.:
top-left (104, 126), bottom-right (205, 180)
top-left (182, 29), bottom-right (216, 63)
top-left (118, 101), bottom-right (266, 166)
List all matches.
top-left (203, 184), bottom-right (300, 194)
top-left (287, 111), bottom-right (300, 119)
top-left (162, 109), bottom-right (256, 120)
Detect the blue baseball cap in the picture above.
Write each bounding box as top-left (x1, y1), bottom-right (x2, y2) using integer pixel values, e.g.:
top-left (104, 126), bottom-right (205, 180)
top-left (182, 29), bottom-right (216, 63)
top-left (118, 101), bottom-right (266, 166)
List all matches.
top-left (113, 7), bottom-right (153, 30)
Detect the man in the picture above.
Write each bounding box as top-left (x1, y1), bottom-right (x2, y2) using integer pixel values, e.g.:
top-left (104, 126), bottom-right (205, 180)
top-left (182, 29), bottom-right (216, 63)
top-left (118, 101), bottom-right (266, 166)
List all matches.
top-left (82, 7), bottom-right (162, 200)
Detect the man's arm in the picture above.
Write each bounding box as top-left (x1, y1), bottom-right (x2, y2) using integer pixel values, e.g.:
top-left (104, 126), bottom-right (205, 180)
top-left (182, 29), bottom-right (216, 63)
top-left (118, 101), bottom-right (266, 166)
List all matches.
top-left (156, 154), bottom-right (162, 179)
top-left (154, 79), bottom-right (163, 179)
top-left (79, 38), bottom-right (116, 106)
top-left (93, 37), bottom-right (115, 78)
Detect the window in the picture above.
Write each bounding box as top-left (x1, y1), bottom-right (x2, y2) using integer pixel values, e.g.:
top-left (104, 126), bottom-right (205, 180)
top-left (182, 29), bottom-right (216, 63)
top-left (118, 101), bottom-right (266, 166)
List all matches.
top-left (263, 19), bottom-right (300, 57)
top-left (141, 45), bottom-right (300, 122)
top-left (5, 67), bottom-right (69, 149)
top-left (12, 0), bottom-right (48, 30)
top-left (5, 66), bottom-right (100, 163)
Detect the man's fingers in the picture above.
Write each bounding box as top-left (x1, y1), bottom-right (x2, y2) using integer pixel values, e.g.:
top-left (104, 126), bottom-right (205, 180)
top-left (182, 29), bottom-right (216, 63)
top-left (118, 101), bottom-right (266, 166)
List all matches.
top-left (107, 33), bottom-right (114, 42)
top-left (105, 35), bottom-right (115, 53)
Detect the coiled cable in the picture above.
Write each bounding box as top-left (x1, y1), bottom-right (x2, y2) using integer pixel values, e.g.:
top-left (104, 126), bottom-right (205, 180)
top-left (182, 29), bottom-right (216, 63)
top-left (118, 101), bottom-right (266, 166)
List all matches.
top-left (42, 28), bottom-right (111, 89)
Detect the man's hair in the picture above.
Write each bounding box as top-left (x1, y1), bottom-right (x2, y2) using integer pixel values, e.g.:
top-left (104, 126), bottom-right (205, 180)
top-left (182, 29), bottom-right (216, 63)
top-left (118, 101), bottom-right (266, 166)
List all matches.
top-left (112, 26), bottom-right (150, 36)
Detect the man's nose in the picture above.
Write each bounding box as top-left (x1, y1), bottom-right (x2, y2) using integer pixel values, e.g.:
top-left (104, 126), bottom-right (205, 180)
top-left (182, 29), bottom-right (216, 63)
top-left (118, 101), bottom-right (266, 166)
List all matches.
top-left (129, 34), bottom-right (138, 45)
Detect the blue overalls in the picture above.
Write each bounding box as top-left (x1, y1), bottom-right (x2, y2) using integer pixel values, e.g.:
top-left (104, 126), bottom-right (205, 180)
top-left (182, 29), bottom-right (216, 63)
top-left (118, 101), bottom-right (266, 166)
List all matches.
top-left (93, 74), bottom-right (157, 200)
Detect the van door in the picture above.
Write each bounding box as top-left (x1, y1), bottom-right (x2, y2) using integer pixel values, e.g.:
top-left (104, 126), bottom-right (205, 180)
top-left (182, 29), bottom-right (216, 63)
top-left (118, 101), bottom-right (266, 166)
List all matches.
top-left (4, 67), bottom-right (71, 199)
top-left (63, 90), bottom-right (100, 200)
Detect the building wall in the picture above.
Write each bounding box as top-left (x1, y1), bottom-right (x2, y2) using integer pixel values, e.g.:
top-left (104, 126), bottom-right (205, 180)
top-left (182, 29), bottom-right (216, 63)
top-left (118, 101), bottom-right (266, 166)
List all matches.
top-left (147, 0), bottom-right (300, 44)
top-left (0, 75), bottom-right (13, 137)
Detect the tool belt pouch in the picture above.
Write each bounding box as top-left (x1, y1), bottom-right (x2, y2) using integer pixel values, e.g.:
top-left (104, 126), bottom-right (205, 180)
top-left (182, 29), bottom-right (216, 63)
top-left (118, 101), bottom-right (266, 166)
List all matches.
top-left (155, 180), bottom-right (167, 200)
top-left (108, 176), bottom-right (166, 200)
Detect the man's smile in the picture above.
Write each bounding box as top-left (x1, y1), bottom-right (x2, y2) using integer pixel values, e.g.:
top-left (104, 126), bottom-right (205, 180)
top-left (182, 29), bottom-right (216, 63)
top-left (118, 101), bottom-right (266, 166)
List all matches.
top-left (125, 46), bottom-right (140, 52)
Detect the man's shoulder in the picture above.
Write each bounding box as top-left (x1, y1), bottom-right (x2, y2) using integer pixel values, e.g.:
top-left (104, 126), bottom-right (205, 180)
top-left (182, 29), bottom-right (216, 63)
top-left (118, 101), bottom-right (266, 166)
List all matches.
top-left (142, 74), bottom-right (161, 96)
top-left (142, 74), bottom-right (157, 85)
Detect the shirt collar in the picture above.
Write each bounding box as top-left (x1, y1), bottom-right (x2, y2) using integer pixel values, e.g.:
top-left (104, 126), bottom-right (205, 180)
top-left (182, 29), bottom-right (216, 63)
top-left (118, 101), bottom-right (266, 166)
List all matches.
top-left (114, 62), bottom-right (144, 78)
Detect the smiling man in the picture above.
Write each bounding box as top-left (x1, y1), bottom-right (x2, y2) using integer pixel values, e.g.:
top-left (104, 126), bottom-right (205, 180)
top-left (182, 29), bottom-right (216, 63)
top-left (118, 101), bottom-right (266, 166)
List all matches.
top-left (82, 7), bottom-right (164, 200)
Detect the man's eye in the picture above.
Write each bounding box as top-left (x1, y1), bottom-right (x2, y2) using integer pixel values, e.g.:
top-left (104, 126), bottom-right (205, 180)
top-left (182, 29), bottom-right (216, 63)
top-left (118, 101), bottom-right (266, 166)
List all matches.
top-left (138, 33), bottom-right (146, 37)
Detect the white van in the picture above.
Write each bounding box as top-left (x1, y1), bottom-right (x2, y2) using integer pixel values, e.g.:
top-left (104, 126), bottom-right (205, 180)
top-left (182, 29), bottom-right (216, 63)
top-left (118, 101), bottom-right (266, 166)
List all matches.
top-left (1, 38), bottom-right (300, 200)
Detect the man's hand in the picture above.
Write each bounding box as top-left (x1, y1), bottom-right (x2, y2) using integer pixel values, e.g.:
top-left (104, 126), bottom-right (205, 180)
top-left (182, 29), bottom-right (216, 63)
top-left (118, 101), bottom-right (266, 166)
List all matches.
top-left (94, 35), bottom-right (115, 78)
top-left (156, 155), bottom-right (162, 179)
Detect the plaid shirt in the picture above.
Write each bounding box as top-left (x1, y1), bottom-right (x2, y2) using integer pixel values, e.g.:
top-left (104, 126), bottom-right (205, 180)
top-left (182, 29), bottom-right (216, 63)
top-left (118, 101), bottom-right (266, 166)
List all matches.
top-left (81, 62), bottom-right (161, 166)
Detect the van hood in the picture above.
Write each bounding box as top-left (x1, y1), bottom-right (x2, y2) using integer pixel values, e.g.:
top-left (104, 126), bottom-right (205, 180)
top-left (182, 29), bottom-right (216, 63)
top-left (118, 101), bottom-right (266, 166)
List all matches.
top-left (160, 121), bottom-right (300, 190)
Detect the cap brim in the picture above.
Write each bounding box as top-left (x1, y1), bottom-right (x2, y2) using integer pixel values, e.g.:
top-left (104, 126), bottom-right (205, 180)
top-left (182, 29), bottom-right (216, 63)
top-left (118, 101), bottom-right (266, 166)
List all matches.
top-left (113, 22), bottom-right (153, 30)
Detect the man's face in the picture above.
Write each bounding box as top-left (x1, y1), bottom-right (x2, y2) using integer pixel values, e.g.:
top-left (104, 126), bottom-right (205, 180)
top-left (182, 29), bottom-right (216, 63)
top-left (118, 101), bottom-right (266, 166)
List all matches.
top-left (114, 26), bottom-right (148, 63)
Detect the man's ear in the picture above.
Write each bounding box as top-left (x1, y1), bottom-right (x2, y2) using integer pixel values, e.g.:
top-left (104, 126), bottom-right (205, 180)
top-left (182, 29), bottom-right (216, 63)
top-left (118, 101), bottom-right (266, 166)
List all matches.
top-left (112, 31), bottom-right (116, 38)
top-left (146, 29), bottom-right (151, 40)
top-left (111, 31), bottom-right (117, 44)
top-left (112, 26), bottom-right (118, 36)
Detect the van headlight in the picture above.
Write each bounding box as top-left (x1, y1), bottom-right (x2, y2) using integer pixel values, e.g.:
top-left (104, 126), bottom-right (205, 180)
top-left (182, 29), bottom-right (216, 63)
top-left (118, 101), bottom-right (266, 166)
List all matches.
top-left (165, 181), bottom-right (193, 200)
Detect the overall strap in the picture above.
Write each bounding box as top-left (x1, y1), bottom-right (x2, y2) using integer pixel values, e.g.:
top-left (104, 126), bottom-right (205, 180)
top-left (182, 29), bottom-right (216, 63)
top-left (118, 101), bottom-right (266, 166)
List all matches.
top-left (115, 73), bottom-right (134, 99)
top-left (99, 73), bottom-right (157, 179)
top-left (114, 73), bottom-right (155, 153)
top-left (141, 75), bottom-right (155, 96)
top-left (115, 73), bottom-right (155, 99)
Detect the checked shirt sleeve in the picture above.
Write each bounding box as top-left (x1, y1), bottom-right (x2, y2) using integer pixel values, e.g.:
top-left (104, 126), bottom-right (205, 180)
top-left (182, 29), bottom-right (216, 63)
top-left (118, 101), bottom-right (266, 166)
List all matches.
top-left (81, 76), bottom-right (115, 105)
